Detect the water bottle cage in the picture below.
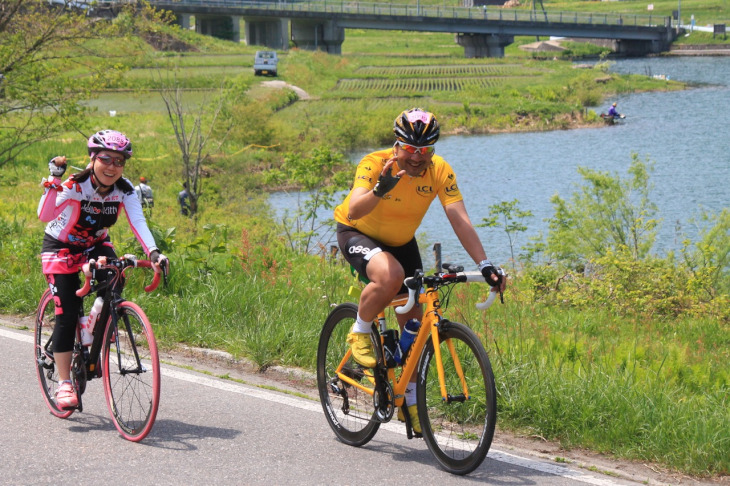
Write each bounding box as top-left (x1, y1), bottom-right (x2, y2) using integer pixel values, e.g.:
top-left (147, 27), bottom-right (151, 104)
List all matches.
top-left (382, 329), bottom-right (399, 369)
top-left (397, 344), bottom-right (413, 366)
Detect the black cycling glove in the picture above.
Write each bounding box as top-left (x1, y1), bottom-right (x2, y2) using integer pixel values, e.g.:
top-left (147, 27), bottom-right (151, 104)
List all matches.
top-left (150, 250), bottom-right (169, 275)
top-left (478, 259), bottom-right (503, 288)
top-left (372, 169), bottom-right (401, 198)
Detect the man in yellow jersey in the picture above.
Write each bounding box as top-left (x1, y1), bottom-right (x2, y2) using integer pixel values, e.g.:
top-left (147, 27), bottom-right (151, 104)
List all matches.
top-left (333, 108), bottom-right (505, 434)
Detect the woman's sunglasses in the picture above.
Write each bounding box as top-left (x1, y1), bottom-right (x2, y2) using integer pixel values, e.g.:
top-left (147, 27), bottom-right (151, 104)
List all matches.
top-left (96, 154), bottom-right (126, 167)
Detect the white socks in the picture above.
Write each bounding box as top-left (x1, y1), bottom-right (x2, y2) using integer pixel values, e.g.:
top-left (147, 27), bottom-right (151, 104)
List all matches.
top-left (405, 386), bottom-right (416, 405)
top-left (353, 314), bottom-right (372, 334)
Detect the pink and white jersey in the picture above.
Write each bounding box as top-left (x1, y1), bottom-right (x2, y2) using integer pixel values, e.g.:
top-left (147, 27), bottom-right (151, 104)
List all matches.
top-left (38, 175), bottom-right (157, 259)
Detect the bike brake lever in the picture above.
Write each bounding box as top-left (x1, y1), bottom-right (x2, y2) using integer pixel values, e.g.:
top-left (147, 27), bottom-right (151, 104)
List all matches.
top-left (161, 260), bottom-right (169, 287)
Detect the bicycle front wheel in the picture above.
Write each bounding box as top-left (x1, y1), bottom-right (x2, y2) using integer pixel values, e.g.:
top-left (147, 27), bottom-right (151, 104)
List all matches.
top-left (102, 301), bottom-right (160, 442)
top-left (317, 303), bottom-right (380, 446)
top-left (34, 290), bottom-right (74, 419)
top-left (417, 321), bottom-right (497, 475)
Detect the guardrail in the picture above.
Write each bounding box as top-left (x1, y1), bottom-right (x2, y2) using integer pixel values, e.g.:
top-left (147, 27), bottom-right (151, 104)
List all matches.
top-left (140, 0), bottom-right (669, 28)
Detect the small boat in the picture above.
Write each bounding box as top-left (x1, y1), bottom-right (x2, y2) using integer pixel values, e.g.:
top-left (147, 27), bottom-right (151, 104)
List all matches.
top-left (600, 113), bottom-right (626, 125)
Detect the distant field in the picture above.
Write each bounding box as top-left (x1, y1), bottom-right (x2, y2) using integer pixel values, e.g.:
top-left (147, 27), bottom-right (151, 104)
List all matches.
top-left (334, 63), bottom-right (543, 95)
top-left (334, 76), bottom-right (533, 94)
top-left (352, 64), bottom-right (543, 76)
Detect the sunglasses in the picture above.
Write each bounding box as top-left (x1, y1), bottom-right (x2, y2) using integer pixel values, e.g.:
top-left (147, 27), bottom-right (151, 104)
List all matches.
top-left (96, 154), bottom-right (126, 167)
top-left (397, 142), bottom-right (435, 155)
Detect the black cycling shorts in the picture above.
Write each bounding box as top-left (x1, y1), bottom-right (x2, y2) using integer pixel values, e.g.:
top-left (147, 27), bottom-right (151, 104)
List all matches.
top-left (336, 223), bottom-right (423, 291)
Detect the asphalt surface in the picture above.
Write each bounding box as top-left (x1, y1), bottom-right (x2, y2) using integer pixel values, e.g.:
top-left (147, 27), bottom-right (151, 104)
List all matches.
top-left (0, 321), bottom-right (684, 486)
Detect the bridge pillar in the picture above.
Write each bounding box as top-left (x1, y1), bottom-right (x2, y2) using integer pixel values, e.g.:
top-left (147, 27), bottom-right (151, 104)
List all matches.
top-left (455, 33), bottom-right (514, 58)
top-left (196, 15), bottom-right (241, 43)
top-left (244, 18), bottom-right (289, 50)
top-left (172, 13), bottom-right (191, 30)
top-left (291, 20), bottom-right (344, 54)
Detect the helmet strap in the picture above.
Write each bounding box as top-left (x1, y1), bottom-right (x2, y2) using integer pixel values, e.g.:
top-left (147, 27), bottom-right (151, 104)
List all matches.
top-left (90, 163), bottom-right (114, 192)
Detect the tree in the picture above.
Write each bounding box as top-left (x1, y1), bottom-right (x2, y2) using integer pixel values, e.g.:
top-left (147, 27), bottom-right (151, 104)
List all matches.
top-left (545, 154), bottom-right (659, 266)
top-left (682, 208), bottom-right (730, 299)
top-left (0, 0), bottom-right (121, 168)
top-left (477, 199), bottom-right (533, 272)
top-left (158, 73), bottom-right (240, 217)
top-left (264, 147), bottom-right (351, 254)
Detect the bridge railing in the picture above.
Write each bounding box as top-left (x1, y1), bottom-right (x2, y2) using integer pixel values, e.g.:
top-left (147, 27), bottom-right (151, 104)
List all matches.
top-left (145, 0), bottom-right (669, 27)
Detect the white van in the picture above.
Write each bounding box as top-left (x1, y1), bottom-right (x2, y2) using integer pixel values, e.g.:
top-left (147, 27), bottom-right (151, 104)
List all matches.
top-left (253, 51), bottom-right (278, 76)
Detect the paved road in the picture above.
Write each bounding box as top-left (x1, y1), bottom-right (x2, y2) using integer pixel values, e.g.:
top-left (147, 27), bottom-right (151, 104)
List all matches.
top-left (0, 323), bottom-right (651, 485)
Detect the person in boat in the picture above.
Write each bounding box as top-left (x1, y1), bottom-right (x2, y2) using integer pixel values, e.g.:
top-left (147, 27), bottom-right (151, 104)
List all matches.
top-left (607, 102), bottom-right (620, 118)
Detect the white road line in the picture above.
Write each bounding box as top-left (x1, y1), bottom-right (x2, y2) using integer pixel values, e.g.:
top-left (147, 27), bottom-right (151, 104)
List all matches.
top-left (2, 327), bottom-right (33, 343)
top-left (3, 325), bottom-right (625, 485)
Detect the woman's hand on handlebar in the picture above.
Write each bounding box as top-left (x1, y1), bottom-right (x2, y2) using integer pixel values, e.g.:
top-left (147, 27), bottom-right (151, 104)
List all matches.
top-left (149, 250), bottom-right (169, 277)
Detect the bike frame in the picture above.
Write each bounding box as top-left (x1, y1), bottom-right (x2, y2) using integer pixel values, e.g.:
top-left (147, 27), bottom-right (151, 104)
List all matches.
top-left (80, 267), bottom-right (122, 375)
top-left (334, 285), bottom-right (468, 410)
top-left (77, 257), bottom-right (160, 375)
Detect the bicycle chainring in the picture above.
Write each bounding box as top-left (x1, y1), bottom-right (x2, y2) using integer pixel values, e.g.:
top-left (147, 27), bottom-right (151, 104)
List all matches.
top-left (373, 380), bottom-right (394, 422)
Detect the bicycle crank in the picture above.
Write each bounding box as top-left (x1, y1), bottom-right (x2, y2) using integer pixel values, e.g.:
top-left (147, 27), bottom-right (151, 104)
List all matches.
top-left (72, 349), bottom-right (88, 399)
top-left (373, 380), bottom-right (394, 422)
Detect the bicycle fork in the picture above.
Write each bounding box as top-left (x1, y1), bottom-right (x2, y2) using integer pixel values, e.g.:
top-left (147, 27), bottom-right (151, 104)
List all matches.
top-left (109, 309), bottom-right (149, 377)
top-left (432, 319), bottom-right (470, 404)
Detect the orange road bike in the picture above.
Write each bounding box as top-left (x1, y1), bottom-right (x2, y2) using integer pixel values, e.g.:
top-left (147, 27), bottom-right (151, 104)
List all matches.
top-left (34, 255), bottom-right (164, 442)
top-left (317, 263), bottom-right (502, 475)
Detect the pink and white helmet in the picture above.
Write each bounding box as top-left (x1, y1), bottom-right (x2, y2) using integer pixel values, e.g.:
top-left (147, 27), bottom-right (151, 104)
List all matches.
top-left (87, 129), bottom-right (133, 159)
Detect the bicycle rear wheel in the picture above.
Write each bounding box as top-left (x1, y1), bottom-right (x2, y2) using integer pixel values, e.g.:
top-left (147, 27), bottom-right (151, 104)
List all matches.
top-left (317, 302), bottom-right (380, 446)
top-left (102, 301), bottom-right (160, 442)
top-left (417, 321), bottom-right (497, 475)
top-left (34, 289), bottom-right (74, 419)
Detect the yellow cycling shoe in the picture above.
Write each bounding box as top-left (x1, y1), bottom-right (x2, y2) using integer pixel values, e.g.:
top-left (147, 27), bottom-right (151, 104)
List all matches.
top-left (346, 331), bottom-right (377, 369)
top-left (397, 404), bottom-right (421, 434)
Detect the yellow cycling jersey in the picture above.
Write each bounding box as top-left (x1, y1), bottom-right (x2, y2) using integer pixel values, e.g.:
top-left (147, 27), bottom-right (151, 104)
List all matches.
top-left (334, 148), bottom-right (463, 247)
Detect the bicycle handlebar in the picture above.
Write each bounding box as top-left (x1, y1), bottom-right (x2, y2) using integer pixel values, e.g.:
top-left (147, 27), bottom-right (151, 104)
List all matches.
top-left (395, 270), bottom-right (501, 314)
top-left (75, 256), bottom-right (161, 297)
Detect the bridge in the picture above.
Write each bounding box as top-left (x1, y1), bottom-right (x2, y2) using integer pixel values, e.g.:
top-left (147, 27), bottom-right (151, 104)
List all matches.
top-left (111, 0), bottom-right (678, 57)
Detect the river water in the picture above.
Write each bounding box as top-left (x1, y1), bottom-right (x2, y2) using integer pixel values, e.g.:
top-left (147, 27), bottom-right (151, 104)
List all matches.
top-left (271, 56), bottom-right (730, 267)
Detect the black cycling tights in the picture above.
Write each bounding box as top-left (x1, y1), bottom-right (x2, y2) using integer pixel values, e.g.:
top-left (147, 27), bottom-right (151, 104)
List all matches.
top-left (46, 250), bottom-right (118, 353)
top-left (47, 272), bottom-right (83, 354)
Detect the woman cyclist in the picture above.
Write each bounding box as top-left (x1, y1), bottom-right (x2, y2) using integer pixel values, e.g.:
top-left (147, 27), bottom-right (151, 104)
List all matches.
top-left (333, 108), bottom-right (506, 434)
top-left (38, 129), bottom-right (169, 410)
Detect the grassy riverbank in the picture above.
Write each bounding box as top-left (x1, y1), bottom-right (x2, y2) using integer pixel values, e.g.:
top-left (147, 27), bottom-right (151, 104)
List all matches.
top-left (1, 11), bottom-right (728, 478)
